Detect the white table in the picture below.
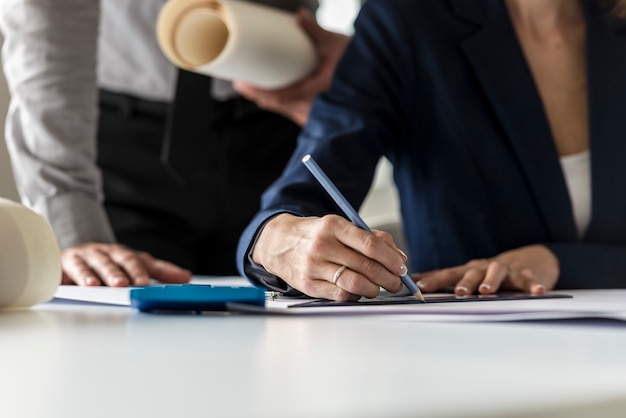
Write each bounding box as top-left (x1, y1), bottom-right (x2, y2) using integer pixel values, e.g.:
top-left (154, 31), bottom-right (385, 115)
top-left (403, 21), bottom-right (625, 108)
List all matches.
top-left (2, 291), bottom-right (626, 418)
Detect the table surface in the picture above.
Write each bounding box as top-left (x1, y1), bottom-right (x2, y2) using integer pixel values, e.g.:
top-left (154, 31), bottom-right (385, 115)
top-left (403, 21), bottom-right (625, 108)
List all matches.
top-left (2, 287), bottom-right (626, 418)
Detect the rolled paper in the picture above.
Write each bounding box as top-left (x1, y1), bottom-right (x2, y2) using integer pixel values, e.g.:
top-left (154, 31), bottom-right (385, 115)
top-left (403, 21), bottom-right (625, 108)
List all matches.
top-left (0, 198), bottom-right (61, 309)
top-left (157, 0), bottom-right (317, 89)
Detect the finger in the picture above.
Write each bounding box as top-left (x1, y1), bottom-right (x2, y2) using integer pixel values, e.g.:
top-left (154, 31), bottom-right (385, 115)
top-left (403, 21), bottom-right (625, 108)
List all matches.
top-left (454, 267), bottom-right (485, 296)
top-left (109, 247), bottom-right (151, 286)
top-left (299, 277), bottom-right (361, 302)
top-left (478, 261), bottom-right (509, 294)
top-left (61, 273), bottom-right (74, 285)
top-left (373, 230), bottom-right (408, 262)
top-left (415, 266), bottom-right (467, 292)
top-left (61, 251), bottom-right (102, 286)
top-left (510, 268), bottom-right (546, 295)
top-left (139, 253), bottom-right (192, 284)
top-left (335, 221), bottom-right (408, 280)
top-left (325, 238), bottom-right (404, 295)
top-left (82, 249), bottom-right (131, 287)
top-left (326, 263), bottom-right (382, 299)
top-left (332, 244), bottom-right (405, 294)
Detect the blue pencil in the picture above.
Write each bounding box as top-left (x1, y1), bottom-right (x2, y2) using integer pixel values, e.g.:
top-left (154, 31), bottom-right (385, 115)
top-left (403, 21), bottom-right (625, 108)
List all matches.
top-left (302, 154), bottom-right (425, 302)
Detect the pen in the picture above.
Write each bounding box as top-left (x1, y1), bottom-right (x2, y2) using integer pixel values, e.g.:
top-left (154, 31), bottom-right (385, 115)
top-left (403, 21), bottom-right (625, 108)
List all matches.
top-left (302, 154), bottom-right (425, 302)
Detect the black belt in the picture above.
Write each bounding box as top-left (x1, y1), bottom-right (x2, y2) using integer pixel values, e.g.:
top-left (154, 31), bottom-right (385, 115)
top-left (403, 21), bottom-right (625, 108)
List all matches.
top-left (99, 89), bottom-right (169, 120)
top-left (98, 89), bottom-right (262, 123)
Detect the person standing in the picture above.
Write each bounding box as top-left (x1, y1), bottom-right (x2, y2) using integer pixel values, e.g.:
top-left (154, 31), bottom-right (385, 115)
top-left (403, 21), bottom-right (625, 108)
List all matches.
top-left (0, 0), bottom-right (349, 286)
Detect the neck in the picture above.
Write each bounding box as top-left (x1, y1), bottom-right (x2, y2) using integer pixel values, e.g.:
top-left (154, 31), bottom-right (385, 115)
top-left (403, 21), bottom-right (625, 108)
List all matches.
top-left (506, 0), bottom-right (584, 36)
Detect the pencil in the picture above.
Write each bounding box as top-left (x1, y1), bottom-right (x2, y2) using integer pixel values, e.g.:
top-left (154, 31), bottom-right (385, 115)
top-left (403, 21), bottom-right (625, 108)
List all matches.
top-left (302, 154), bottom-right (426, 302)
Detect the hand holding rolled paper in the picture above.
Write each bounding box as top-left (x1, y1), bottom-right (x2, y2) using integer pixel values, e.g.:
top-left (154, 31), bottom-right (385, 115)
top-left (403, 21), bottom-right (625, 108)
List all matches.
top-left (157, 0), bottom-right (317, 89)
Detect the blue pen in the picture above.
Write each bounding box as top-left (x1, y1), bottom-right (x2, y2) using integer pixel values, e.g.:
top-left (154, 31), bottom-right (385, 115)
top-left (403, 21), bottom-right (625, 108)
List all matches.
top-left (302, 154), bottom-right (425, 302)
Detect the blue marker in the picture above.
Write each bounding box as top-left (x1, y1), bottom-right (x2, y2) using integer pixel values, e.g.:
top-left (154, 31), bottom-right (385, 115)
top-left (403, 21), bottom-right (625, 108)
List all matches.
top-left (302, 154), bottom-right (425, 302)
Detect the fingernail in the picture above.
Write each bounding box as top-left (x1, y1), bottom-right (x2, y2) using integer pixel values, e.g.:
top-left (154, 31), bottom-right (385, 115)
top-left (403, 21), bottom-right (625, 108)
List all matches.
top-left (111, 278), bottom-right (123, 286)
top-left (417, 279), bottom-right (427, 289)
top-left (456, 286), bottom-right (469, 296)
top-left (84, 277), bottom-right (99, 286)
top-left (398, 249), bottom-right (408, 261)
top-left (479, 283), bottom-right (491, 292)
top-left (534, 284), bottom-right (546, 294)
top-left (399, 264), bottom-right (408, 275)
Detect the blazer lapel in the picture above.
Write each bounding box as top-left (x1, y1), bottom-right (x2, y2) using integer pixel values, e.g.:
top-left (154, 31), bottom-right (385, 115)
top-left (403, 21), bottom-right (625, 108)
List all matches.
top-left (585, 6), bottom-right (626, 242)
top-left (450, 0), bottom-right (577, 242)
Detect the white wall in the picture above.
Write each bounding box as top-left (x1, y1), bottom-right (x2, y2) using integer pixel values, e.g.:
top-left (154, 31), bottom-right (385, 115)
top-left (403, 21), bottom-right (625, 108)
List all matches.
top-left (0, 35), bottom-right (19, 201)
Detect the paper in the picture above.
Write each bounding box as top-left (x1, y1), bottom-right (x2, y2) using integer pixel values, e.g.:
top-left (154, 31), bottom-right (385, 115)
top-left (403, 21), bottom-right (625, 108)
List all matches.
top-left (50, 276), bottom-right (250, 306)
top-left (262, 289), bottom-right (626, 321)
top-left (157, 0), bottom-right (317, 88)
top-left (48, 277), bottom-right (626, 323)
top-left (0, 198), bottom-right (61, 309)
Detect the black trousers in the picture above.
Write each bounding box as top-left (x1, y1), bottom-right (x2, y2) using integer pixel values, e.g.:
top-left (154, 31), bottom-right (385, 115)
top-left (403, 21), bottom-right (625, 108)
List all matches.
top-left (96, 90), bottom-right (299, 275)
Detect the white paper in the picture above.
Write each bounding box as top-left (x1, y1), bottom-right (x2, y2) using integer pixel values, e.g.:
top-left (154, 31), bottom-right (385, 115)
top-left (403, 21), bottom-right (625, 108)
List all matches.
top-left (50, 276), bottom-right (251, 306)
top-left (265, 289), bottom-right (626, 322)
top-left (49, 281), bottom-right (626, 323)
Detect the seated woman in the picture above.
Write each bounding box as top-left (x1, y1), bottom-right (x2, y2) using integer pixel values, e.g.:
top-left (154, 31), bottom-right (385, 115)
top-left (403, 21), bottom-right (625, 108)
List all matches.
top-left (237, 0), bottom-right (626, 301)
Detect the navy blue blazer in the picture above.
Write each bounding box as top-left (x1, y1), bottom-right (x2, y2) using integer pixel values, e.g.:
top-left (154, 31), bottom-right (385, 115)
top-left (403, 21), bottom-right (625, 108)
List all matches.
top-left (237, 0), bottom-right (626, 294)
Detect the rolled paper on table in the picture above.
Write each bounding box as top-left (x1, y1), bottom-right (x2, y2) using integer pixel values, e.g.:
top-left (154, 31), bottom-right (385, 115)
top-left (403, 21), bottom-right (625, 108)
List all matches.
top-left (0, 198), bottom-right (61, 310)
top-left (157, 0), bottom-right (317, 89)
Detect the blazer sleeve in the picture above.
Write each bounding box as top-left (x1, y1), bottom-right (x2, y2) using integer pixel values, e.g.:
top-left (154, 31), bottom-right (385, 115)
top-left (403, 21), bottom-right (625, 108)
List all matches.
top-left (236, 0), bottom-right (418, 292)
top-left (546, 243), bottom-right (626, 289)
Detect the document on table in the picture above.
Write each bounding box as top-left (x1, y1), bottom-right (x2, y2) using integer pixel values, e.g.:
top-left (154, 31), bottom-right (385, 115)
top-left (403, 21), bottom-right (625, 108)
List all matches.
top-left (48, 281), bottom-right (626, 323)
top-left (259, 289), bottom-right (626, 322)
top-left (50, 276), bottom-right (250, 306)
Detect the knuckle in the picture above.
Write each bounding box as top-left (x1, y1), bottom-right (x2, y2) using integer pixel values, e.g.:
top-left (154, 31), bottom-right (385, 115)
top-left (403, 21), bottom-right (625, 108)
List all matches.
top-left (117, 251), bottom-right (136, 265)
top-left (358, 257), bottom-right (382, 279)
top-left (319, 214), bottom-right (342, 231)
top-left (490, 260), bottom-right (509, 273)
top-left (360, 233), bottom-right (382, 255)
top-left (467, 258), bottom-right (487, 268)
top-left (308, 235), bottom-right (331, 255)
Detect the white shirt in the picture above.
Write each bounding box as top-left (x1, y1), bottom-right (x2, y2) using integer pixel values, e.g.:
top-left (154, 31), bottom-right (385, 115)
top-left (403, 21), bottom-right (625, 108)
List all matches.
top-left (560, 150), bottom-right (592, 238)
top-left (0, 0), bottom-right (317, 249)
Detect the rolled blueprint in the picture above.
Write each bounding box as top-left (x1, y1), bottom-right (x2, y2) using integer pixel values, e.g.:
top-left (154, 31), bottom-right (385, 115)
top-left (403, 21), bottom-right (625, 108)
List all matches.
top-left (157, 0), bottom-right (317, 89)
top-left (0, 198), bottom-right (61, 309)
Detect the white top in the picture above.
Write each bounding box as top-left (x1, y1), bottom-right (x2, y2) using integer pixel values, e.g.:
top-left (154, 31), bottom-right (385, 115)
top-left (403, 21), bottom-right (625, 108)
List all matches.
top-left (560, 150), bottom-right (591, 238)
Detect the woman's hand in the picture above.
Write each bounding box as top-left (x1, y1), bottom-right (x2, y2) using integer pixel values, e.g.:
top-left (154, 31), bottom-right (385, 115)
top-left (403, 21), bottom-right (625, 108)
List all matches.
top-left (413, 245), bottom-right (560, 296)
top-left (252, 214), bottom-right (409, 301)
top-left (61, 243), bottom-right (192, 286)
top-left (233, 9), bottom-right (351, 126)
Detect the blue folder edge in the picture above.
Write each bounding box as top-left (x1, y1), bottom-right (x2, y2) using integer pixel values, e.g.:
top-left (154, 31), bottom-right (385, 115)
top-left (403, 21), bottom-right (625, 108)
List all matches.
top-left (130, 284), bottom-right (266, 313)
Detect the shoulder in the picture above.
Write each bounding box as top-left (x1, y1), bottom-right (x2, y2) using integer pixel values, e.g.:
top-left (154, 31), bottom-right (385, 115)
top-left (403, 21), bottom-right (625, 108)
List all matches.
top-left (356, 0), bottom-right (471, 39)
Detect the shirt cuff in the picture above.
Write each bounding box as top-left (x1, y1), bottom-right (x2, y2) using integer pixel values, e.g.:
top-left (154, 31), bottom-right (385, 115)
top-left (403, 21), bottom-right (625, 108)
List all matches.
top-left (32, 192), bottom-right (116, 250)
top-left (243, 213), bottom-right (305, 297)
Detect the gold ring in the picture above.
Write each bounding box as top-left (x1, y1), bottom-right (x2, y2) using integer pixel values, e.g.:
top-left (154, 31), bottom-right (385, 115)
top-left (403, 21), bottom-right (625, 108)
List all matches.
top-left (333, 265), bottom-right (347, 284)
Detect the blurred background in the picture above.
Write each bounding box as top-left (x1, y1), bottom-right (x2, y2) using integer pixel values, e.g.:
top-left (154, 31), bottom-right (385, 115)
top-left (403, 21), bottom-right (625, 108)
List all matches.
top-left (0, 0), bottom-right (401, 241)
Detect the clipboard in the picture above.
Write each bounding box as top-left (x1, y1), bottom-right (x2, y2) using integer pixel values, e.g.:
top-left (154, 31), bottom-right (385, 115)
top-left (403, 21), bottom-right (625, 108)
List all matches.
top-left (289, 292), bottom-right (573, 308)
top-left (130, 284), bottom-right (265, 312)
